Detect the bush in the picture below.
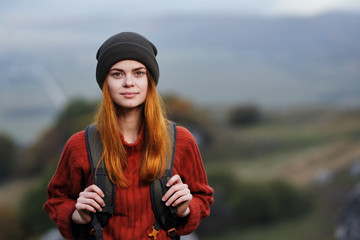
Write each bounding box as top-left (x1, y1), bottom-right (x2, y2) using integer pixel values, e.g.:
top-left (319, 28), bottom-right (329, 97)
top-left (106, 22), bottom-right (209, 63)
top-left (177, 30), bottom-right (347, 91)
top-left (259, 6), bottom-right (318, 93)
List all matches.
top-left (233, 181), bottom-right (279, 225)
top-left (55, 98), bottom-right (98, 139)
top-left (270, 180), bottom-right (313, 219)
top-left (163, 95), bottom-right (213, 149)
top-left (23, 98), bottom-right (98, 175)
top-left (0, 205), bottom-right (23, 240)
top-left (197, 171), bottom-right (239, 235)
top-left (17, 165), bottom-right (57, 237)
top-left (0, 133), bottom-right (16, 180)
top-left (228, 105), bottom-right (261, 127)
top-left (205, 171), bottom-right (313, 233)
top-left (233, 180), bottom-right (313, 225)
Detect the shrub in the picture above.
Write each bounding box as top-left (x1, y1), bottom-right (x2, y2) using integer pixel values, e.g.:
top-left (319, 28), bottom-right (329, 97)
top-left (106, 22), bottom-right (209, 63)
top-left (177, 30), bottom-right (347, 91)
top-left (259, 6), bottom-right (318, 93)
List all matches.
top-left (198, 171), bottom-right (239, 235)
top-left (55, 98), bottom-right (98, 139)
top-left (23, 98), bottom-right (98, 175)
top-left (205, 171), bottom-right (313, 232)
top-left (269, 180), bottom-right (313, 219)
top-left (0, 133), bottom-right (16, 179)
top-left (0, 205), bottom-right (23, 240)
top-left (163, 95), bottom-right (214, 149)
top-left (233, 180), bottom-right (313, 225)
top-left (233, 181), bottom-right (279, 225)
top-left (228, 105), bottom-right (261, 127)
top-left (17, 165), bottom-right (57, 237)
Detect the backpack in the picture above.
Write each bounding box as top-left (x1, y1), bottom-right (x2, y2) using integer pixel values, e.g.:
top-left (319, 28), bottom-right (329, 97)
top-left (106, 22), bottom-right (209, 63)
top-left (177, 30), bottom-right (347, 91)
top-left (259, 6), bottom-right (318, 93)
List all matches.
top-left (85, 121), bottom-right (180, 240)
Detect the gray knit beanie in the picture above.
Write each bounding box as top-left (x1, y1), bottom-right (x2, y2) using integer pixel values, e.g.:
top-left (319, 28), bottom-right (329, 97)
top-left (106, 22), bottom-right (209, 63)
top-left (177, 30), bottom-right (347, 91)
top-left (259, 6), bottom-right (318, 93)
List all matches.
top-left (96, 32), bottom-right (159, 89)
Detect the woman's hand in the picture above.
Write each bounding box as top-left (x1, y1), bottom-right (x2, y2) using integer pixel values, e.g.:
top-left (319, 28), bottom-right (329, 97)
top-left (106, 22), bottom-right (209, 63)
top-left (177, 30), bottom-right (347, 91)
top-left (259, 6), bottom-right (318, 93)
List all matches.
top-left (72, 184), bottom-right (105, 224)
top-left (162, 174), bottom-right (192, 218)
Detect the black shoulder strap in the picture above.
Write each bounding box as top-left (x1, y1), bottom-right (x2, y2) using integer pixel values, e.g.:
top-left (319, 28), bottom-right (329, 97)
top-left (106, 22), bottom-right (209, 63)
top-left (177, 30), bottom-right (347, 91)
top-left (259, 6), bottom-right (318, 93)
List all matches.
top-left (85, 124), bottom-right (115, 240)
top-left (149, 122), bottom-right (180, 240)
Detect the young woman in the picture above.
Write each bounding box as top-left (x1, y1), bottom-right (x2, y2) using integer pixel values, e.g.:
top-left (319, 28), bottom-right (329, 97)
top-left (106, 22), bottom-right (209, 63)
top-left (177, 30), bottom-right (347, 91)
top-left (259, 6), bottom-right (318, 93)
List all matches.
top-left (44, 32), bottom-right (214, 239)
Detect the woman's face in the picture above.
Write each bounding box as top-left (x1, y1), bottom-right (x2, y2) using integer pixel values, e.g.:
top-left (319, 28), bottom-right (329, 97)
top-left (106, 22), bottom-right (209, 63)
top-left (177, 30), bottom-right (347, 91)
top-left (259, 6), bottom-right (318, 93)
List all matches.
top-left (106, 60), bottom-right (148, 110)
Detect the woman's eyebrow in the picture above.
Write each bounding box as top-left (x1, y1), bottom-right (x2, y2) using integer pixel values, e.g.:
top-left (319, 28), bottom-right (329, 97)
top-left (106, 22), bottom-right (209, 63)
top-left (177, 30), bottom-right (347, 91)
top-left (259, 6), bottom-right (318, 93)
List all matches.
top-left (109, 67), bottom-right (146, 72)
top-left (133, 67), bottom-right (146, 71)
top-left (109, 68), bottom-right (124, 72)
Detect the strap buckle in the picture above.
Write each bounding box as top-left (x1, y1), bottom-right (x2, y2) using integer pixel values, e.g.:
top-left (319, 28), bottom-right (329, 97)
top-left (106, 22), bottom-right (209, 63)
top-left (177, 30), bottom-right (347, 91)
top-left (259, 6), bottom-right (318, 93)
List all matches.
top-left (148, 225), bottom-right (159, 239)
top-left (167, 228), bottom-right (177, 238)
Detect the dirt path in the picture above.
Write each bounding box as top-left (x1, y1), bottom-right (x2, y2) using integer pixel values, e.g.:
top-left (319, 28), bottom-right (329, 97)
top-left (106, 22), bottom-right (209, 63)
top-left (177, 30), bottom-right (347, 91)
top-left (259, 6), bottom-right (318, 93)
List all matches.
top-left (269, 140), bottom-right (360, 186)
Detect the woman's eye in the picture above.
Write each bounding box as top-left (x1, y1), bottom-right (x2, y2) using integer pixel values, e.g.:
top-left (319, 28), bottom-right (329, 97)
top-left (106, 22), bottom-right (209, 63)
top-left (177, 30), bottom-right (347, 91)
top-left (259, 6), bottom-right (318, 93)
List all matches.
top-left (135, 71), bottom-right (145, 77)
top-left (112, 72), bottom-right (123, 78)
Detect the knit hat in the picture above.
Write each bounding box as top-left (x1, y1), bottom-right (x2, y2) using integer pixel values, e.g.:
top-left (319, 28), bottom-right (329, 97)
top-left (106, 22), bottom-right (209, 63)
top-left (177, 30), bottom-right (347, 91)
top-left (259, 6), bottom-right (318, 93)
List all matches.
top-left (96, 32), bottom-right (159, 89)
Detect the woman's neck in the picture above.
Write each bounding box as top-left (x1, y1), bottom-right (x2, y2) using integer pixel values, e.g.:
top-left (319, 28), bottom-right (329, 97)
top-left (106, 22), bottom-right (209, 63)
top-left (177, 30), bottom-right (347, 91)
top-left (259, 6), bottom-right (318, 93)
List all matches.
top-left (116, 107), bottom-right (143, 144)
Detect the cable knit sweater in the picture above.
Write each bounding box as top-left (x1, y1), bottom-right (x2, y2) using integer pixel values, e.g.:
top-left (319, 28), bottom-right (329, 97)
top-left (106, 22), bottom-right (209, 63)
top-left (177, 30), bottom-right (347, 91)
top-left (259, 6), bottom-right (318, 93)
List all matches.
top-left (43, 125), bottom-right (214, 239)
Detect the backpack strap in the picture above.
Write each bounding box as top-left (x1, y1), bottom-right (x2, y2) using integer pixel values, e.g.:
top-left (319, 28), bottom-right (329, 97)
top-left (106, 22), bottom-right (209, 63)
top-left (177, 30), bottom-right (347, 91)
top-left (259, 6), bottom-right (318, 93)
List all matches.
top-left (85, 124), bottom-right (115, 240)
top-left (149, 122), bottom-right (180, 240)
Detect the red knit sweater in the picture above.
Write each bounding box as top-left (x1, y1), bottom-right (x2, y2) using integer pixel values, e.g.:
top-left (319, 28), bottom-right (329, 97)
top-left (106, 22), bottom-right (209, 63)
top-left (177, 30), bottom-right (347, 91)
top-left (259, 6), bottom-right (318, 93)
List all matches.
top-left (43, 126), bottom-right (213, 239)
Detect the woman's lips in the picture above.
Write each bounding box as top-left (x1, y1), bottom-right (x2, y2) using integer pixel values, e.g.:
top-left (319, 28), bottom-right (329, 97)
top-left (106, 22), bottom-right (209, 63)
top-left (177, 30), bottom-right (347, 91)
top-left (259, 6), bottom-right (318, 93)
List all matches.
top-left (121, 92), bottom-right (138, 98)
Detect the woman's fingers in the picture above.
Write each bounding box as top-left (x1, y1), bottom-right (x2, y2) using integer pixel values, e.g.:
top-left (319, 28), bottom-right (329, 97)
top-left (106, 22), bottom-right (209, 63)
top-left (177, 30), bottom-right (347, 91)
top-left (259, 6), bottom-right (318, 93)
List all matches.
top-left (79, 191), bottom-right (105, 208)
top-left (162, 175), bottom-right (192, 217)
top-left (162, 175), bottom-right (182, 201)
top-left (167, 188), bottom-right (192, 207)
top-left (166, 174), bottom-right (182, 187)
top-left (76, 196), bottom-right (103, 212)
top-left (84, 184), bottom-right (105, 197)
top-left (163, 185), bottom-right (190, 206)
top-left (76, 184), bottom-right (105, 212)
top-left (72, 184), bottom-right (106, 224)
top-left (75, 202), bottom-right (96, 213)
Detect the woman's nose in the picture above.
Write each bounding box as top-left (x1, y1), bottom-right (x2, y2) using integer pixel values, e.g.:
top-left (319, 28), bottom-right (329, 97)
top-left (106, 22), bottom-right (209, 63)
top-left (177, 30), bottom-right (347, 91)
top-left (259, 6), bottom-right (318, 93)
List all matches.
top-left (123, 75), bottom-right (135, 87)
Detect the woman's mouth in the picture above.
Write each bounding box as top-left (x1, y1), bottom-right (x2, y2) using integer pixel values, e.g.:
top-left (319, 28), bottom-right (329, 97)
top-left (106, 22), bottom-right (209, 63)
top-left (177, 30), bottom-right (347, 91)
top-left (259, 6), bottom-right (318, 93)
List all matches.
top-left (121, 92), bottom-right (138, 98)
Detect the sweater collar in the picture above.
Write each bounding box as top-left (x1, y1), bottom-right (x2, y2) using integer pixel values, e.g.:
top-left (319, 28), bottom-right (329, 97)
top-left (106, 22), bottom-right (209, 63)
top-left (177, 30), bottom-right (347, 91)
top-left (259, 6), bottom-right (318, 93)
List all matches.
top-left (119, 124), bottom-right (144, 152)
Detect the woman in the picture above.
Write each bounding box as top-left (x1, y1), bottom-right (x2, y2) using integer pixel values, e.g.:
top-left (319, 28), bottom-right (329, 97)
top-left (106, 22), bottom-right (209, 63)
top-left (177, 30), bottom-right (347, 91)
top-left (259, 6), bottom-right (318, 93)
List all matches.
top-left (44, 32), bottom-right (214, 239)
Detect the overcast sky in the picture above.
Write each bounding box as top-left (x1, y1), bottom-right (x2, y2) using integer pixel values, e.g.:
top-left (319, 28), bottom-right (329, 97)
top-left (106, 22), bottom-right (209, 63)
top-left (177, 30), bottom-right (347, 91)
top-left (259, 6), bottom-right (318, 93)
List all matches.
top-left (1, 0), bottom-right (360, 20)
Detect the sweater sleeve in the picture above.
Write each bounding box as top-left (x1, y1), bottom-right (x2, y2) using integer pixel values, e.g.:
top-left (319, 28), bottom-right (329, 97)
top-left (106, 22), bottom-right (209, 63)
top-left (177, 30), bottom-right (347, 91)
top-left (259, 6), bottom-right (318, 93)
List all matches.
top-left (174, 126), bottom-right (214, 236)
top-left (43, 131), bottom-right (92, 239)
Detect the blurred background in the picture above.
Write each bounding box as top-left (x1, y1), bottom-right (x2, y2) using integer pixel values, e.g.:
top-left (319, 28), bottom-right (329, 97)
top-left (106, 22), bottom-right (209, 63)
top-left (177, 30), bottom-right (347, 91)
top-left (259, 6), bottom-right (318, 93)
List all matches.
top-left (0, 0), bottom-right (360, 239)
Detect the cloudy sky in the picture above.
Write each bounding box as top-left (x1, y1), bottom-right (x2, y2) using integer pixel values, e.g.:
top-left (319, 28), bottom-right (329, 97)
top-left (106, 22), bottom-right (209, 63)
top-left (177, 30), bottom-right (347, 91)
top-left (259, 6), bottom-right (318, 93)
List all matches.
top-left (1, 0), bottom-right (360, 20)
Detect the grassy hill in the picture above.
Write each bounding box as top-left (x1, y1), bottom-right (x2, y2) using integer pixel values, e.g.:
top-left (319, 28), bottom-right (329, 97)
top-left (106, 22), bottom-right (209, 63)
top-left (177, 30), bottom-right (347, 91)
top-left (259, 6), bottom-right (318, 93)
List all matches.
top-left (204, 107), bottom-right (360, 186)
top-left (200, 107), bottom-right (360, 239)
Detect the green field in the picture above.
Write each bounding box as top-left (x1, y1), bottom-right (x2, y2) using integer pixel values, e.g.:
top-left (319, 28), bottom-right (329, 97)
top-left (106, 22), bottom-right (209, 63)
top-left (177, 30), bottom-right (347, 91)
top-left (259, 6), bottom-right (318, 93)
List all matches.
top-left (198, 107), bottom-right (360, 240)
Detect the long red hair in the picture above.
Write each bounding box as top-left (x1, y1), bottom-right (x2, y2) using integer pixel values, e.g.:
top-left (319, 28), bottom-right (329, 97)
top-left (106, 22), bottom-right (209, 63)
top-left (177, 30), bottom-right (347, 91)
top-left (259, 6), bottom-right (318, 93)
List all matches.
top-left (95, 73), bottom-right (170, 187)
